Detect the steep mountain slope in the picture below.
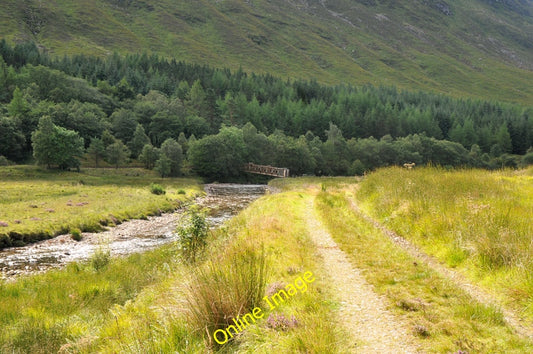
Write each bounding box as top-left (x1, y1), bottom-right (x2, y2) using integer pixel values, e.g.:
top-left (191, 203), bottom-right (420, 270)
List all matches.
top-left (1, 0), bottom-right (532, 104)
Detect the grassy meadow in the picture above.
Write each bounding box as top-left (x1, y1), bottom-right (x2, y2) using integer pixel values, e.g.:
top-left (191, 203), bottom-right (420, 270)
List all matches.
top-left (1, 169), bottom-right (533, 352)
top-left (356, 167), bottom-right (533, 319)
top-left (0, 166), bottom-right (201, 248)
top-left (0, 179), bottom-right (348, 353)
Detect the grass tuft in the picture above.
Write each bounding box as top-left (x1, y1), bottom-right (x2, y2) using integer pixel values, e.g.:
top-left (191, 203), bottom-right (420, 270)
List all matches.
top-left (90, 247), bottom-right (111, 272)
top-left (186, 242), bottom-right (267, 347)
top-left (70, 227), bottom-right (82, 241)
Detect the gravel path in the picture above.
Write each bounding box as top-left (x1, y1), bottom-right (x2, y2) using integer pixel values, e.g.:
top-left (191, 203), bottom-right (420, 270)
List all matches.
top-left (305, 198), bottom-right (421, 353)
top-left (347, 198), bottom-right (533, 340)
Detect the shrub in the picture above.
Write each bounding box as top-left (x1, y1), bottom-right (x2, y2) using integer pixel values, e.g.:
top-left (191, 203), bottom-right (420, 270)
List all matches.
top-left (349, 159), bottom-right (366, 176)
top-left (71, 228), bottom-right (83, 241)
top-left (150, 183), bottom-right (166, 195)
top-left (176, 206), bottom-right (208, 263)
top-left (177, 189), bottom-right (186, 195)
top-left (522, 152), bottom-right (533, 167)
top-left (0, 155), bottom-right (9, 166)
top-left (90, 247), bottom-right (110, 271)
top-left (0, 233), bottom-right (11, 248)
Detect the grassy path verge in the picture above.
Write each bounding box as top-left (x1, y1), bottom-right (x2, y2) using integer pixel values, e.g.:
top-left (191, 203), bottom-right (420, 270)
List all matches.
top-left (79, 190), bottom-right (350, 353)
top-left (355, 167), bottom-right (533, 321)
top-left (348, 195), bottom-right (533, 340)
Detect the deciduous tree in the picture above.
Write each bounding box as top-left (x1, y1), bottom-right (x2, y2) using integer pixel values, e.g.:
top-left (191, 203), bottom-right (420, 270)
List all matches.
top-left (129, 124), bottom-right (151, 158)
top-left (32, 116), bottom-right (84, 169)
top-left (159, 138), bottom-right (183, 176)
top-left (139, 144), bottom-right (160, 170)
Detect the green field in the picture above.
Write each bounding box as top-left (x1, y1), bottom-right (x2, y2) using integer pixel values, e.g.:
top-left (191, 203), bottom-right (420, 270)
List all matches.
top-left (1, 170), bottom-right (532, 352)
top-left (0, 166), bottom-right (201, 248)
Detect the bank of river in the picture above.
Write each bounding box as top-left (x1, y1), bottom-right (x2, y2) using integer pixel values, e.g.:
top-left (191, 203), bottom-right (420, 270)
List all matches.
top-left (0, 184), bottom-right (270, 279)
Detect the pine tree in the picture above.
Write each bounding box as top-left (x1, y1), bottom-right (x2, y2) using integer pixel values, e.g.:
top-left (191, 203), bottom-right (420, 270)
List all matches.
top-left (0, 57), bottom-right (10, 102)
top-left (155, 154), bottom-right (172, 177)
top-left (159, 138), bottom-right (183, 176)
top-left (31, 116), bottom-right (56, 168)
top-left (139, 144), bottom-right (160, 169)
top-left (177, 132), bottom-right (188, 153)
top-left (186, 80), bottom-right (208, 118)
top-left (101, 129), bottom-right (116, 148)
top-left (495, 123), bottom-right (513, 154)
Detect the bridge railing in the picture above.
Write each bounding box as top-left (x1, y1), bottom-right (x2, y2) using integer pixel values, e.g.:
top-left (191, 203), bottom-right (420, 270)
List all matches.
top-left (243, 163), bottom-right (289, 178)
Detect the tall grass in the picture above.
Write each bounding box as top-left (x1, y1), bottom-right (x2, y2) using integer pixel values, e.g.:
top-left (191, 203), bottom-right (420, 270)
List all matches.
top-left (315, 188), bottom-right (532, 352)
top-left (180, 191), bottom-right (347, 351)
top-left (186, 242), bottom-right (267, 347)
top-left (0, 245), bottom-right (180, 353)
top-left (356, 166), bottom-right (533, 316)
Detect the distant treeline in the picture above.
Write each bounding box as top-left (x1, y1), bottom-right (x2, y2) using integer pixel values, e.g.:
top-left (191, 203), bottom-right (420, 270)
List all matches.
top-left (1, 40), bottom-right (532, 178)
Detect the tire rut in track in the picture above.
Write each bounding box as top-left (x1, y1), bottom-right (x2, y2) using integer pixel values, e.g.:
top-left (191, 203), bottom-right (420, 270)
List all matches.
top-left (347, 198), bottom-right (533, 340)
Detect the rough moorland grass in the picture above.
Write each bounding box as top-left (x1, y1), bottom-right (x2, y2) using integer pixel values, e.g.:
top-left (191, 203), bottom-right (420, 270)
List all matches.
top-left (0, 245), bottom-right (180, 354)
top-left (88, 191), bottom-right (347, 353)
top-left (356, 166), bottom-right (533, 318)
top-left (1, 185), bottom-right (348, 352)
top-left (315, 188), bottom-right (533, 353)
top-left (0, 166), bottom-right (202, 248)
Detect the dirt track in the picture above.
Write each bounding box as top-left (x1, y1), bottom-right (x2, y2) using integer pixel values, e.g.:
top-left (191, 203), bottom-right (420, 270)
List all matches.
top-left (305, 198), bottom-right (421, 353)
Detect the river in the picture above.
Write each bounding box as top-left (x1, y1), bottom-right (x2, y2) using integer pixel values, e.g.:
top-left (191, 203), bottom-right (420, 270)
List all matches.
top-left (0, 184), bottom-right (270, 279)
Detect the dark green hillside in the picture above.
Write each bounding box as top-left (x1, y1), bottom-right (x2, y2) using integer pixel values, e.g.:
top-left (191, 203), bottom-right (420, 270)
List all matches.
top-left (0, 0), bottom-right (532, 104)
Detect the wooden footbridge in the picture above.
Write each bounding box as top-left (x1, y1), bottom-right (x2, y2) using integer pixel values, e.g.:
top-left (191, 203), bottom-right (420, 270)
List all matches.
top-left (243, 163), bottom-right (290, 178)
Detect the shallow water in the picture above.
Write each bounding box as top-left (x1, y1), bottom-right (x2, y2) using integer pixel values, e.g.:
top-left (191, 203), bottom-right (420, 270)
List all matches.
top-left (0, 184), bottom-right (269, 279)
